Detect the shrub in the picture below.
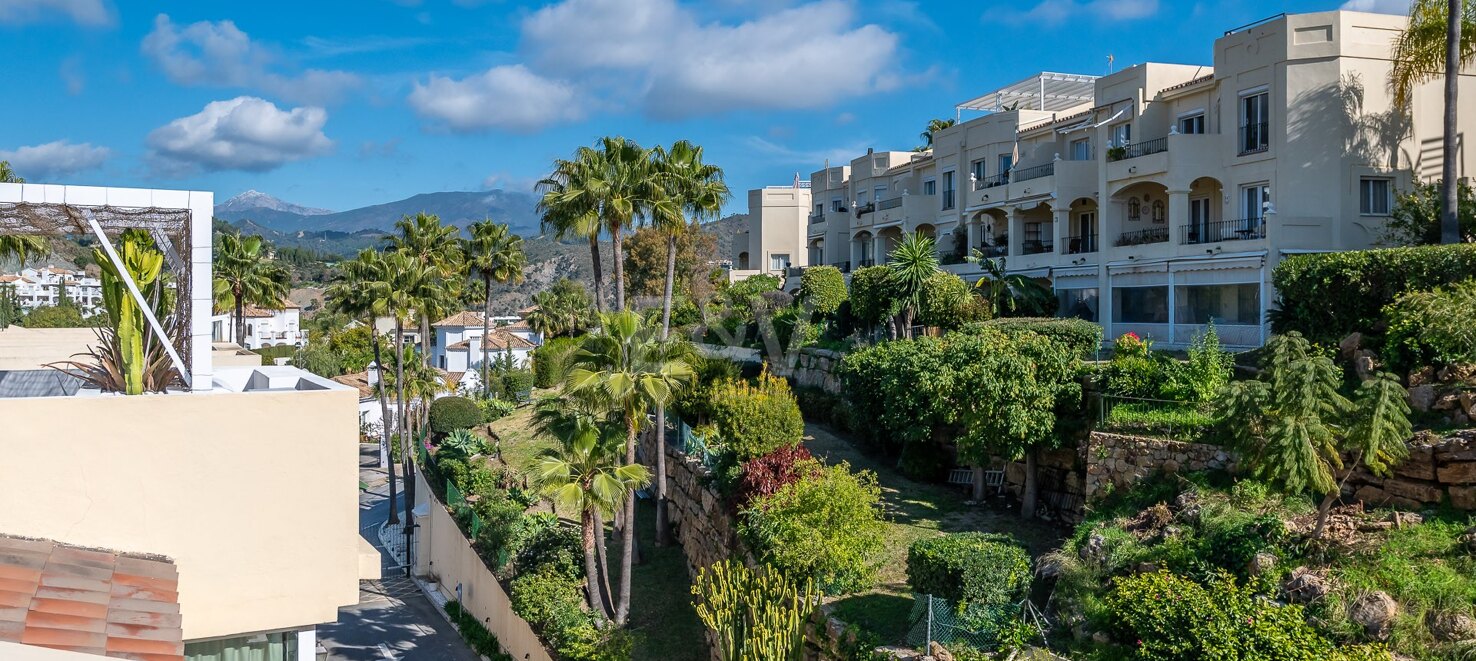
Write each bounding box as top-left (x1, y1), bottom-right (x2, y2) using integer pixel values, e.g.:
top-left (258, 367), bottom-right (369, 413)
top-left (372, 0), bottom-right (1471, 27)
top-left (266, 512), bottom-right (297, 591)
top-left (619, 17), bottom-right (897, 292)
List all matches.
top-left (799, 265), bottom-right (848, 316)
top-left (510, 513), bottom-right (582, 580)
top-left (440, 428), bottom-right (487, 459)
top-left (732, 445), bottom-right (820, 509)
top-left (1272, 244), bottom-right (1476, 345)
top-left (739, 461), bottom-right (886, 595)
top-left (533, 336), bottom-right (580, 388)
top-left (472, 492), bottom-right (526, 563)
top-left (1382, 278), bottom-right (1476, 370)
top-left (437, 457), bottom-right (470, 492)
top-left (498, 368), bottom-right (535, 401)
top-left (907, 533), bottom-right (1032, 607)
top-left (838, 337), bottom-right (953, 453)
top-left (477, 397), bottom-right (516, 422)
top-left (508, 566), bottom-right (601, 656)
top-left (972, 317), bottom-right (1104, 357)
top-left (918, 271), bottom-right (977, 330)
top-left (672, 356), bottom-right (741, 423)
top-left (1181, 322), bottom-right (1234, 403)
top-left (707, 371), bottom-right (804, 461)
top-left (848, 265), bottom-right (900, 330)
top-left (445, 600), bottom-right (513, 661)
top-left (429, 396), bottom-right (484, 435)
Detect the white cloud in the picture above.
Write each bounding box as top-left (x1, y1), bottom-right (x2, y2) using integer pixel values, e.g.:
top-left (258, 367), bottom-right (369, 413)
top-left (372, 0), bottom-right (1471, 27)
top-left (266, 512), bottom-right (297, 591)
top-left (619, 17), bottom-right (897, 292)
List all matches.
top-left (743, 136), bottom-right (873, 166)
top-left (1341, 0), bottom-right (1411, 14)
top-left (520, 0), bottom-right (903, 118)
top-left (0, 0), bottom-right (112, 27)
top-left (141, 14), bottom-right (360, 105)
top-left (408, 64), bottom-right (582, 133)
top-left (0, 141), bottom-right (111, 180)
top-left (146, 96), bottom-right (333, 174)
top-left (1010, 0), bottom-right (1159, 24)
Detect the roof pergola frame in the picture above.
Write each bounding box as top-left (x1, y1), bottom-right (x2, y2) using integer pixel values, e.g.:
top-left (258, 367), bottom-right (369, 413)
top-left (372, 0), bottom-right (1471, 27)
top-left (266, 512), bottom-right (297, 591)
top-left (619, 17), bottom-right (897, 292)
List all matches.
top-left (957, 72), bottom-right (1100, 115)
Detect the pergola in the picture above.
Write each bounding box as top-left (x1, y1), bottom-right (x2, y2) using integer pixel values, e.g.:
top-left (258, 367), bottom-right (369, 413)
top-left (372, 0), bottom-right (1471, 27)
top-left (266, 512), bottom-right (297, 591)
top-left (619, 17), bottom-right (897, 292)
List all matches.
top-left (956, 72), bottom-right (1100, 116)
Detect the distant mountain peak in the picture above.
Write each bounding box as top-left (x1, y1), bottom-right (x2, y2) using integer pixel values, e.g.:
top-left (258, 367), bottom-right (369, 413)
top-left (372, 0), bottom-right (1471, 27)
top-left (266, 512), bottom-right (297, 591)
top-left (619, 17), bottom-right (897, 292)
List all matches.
top-left (217, 190), bottom-right (333, 217)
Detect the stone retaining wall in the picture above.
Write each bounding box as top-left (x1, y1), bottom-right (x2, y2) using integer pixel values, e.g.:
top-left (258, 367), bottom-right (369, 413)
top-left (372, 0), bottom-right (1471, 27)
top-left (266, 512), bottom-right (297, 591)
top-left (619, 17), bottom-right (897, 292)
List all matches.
top-left (770, 348), bottom-right (845, 395)
top-left (1344, 430), bottom-right (1476, 509)
top-left (1082, 432), bottom-right (1236, 503)
top-left (996, 448), bottom-right (1087, 522)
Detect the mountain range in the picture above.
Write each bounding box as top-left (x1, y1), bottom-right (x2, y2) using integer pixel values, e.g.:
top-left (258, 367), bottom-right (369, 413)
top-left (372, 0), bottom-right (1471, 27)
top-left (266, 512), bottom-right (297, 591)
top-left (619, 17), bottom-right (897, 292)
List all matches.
top-left (214, 190), bottom-right (543, 236)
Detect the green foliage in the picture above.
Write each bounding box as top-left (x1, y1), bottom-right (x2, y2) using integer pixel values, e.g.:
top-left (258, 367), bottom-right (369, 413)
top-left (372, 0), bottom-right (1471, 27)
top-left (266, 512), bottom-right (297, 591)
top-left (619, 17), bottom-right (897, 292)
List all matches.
top-left (691, 560), bottom-right (820, 661)
top-left (723, 273), bottom-right (782, 308)
top-left (1382, 278), bottom-right (1476, 370)
top-left (917, 271), bottom-right (978, 331)
top-left (838, 337), bottom-right (954, 454)
top-left (906, 533), bottom-right (1032, 607)
top-left (799, 265), bottom-right (848, 316)
top-left (429, 396), bottom-right (485, 435)
top-left (1383, 178), bottom-right (1475, 245)
top-left (1103, 402), bottom-right (1214, 441)
top-left (707, 371), bottom-right (805, 461)
top-left (477, 397), bottom-right (516, 422)
top-left (525, 278), bottom-right (596, 339)
top-left (510, 565), bottom-right (614, 660)
top-left (437, 457), bottom-right (470, 491)
top-left (622, 224), bottom-right (717, 298)
top-left (965, 256), bottom-right (1054, 318)
top-left (22, 304), bottom-right (96, 328)
top-left (326, 324), bottom-right (374, 372)
top-left (1271, 244), bottom-right (1476, 345)
top-left (947, 327), bottom-right (1081, 465)
top-left (847, 265), bottom-right (900, 330)
top-left (974, 317), bottom-right (1103, 358)
top-left (1183, 322), bottom-right (1235, 402)
top-left (440, 428), bottom-right (487, 459)
top-left (1103, 327), bottom-right (1232, 405)
top-left (290, 342), bottom-right (342, 377)
top-left (888, 232), bottom-right (941, 328)
top-left (739, 461), bottom-right (886, 595)
top-left (445, 600), bottom-right (513, 661)
top-left (510, 513), bottom-right (583, 580)
top-left (533, 336), bottom-right (581, 388)
top-left (671, 355), bottom-right (741, 423)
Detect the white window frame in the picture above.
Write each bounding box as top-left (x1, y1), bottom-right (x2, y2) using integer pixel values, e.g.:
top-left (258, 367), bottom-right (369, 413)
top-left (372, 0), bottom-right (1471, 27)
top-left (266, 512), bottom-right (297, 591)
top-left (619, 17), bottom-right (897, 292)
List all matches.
top-left (1359, 177), bottom-right (1393, 216)
top-left (1241, 183), bottom-right (1270, 223)
top-left (1238, 88), bottom-right (1270, 153)
top-left (1070, 137), bottom-right (1091, 161)
top-left (1177, 110), bottom-right (1206, 135)
top-left (769, 253), bottom-right (790, 271)
top-left (971, 159), bottom-right (986, 182)
top-left (922, 178), bottom-right (937, 196)
top-left (1110, 123), bottom-right (1132, 147)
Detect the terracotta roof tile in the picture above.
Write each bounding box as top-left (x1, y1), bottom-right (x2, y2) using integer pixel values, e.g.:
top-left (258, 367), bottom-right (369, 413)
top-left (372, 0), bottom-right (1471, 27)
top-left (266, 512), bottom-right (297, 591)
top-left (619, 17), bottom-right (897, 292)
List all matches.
top-left (0, 535), bottom-right (182, 661)
top-left (446, 329), bottom-right (536, 352)
top-left (432, 311), bottom-right (484, 327)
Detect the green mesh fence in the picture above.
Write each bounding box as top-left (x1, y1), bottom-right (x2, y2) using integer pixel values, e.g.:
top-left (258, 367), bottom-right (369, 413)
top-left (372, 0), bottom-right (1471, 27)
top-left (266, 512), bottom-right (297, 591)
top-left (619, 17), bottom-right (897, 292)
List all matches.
top-left (447, 480), bottom-right (465, 509)
top-left (905, 594), bottom-right (1027, 652)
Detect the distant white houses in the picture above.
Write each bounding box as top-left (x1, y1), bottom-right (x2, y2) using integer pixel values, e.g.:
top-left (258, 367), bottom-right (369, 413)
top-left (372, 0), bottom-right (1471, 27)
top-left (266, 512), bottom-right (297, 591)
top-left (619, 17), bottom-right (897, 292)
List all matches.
top-left (0, 265), bottom-right (104, 316)
top-left (430, 311), bottom-right (541, 371)
top-left (210, 299), bottom-right (306, 350)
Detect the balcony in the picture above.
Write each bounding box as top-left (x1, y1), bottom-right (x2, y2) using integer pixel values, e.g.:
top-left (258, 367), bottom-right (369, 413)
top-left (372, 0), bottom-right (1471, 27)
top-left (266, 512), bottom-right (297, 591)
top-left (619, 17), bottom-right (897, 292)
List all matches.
top-left (1180, 219), bottom-right (1266, 245)
top-left (878, 196), bottom-right (903, 210)
top-left (808, 212), bottom-right (826, 223)
top-left (1012, 163), bottom-right (1055, 182)
top-left (1115, 227), bottom-right (1170, 247)
top-left (977, 240), bottom-right (1009, 258)
top-left (1063, 233), bottom-right (1098, 254)
top-left (1022, 239), bottom-right (1054, 255)
top-left (1106, 137), bottom-right (1168, 162)
top-left (1238, 123), bottom-right (1269, 155)
top-left (975, 173), bottom-right (1009, 190)
top-left (854, 202), bottom-right (876, 217)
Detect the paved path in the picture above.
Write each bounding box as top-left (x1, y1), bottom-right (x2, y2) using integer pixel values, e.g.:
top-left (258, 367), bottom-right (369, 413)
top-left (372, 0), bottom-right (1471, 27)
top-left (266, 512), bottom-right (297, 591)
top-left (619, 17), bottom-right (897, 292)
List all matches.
top-left (316, 445), bottom-right (482, 661)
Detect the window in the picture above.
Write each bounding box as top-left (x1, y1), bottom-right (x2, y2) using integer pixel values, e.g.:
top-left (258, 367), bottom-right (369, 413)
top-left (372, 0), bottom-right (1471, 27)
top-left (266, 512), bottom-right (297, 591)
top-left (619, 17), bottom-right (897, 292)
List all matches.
top-left (1110, 123), bottom-right (1132, 147)
top-left (770, 253), bottom-right (790, 271)
top-left (1239, 91), bottom-right (1269, 154)
top-left (874, 156), bottom-right (886, 170)
top-left (1057, 288), bottom-right (1099, 321)
top-left (874, 185), bottom-right (887, 202)
top-left (1128, 197), bottom-right (1142, 222)
top-left (942, 171), bottom-right (956, 210)
top-left (971, 159), bottom-right (986, 183)
top-left (1360, 177), bottom-right (1392, 215)
top-left (831, 197), bottom-right (844, 211)
top-left (1188, 197), bottom-right (1212, 241)
top-left (1151, 199), bottom-right (1166, 224)
top-left (1178, 113), bottom-right (1206, 134)
top-left (1071, 138), bottom-right (1091, 161)
top-left (997, 154), bottom-right (1013, 176)
top-left (185, 631), bottom-right (299, 661)
top-left (1113, 286), bottom-right (1170, 324)
top-left (922, 178), bottom-right (936, 196)
top-left (857, 191), bottom-right (868, 205)
top-left (1175, 283), bottom-right (1260, 325)
top-left (1242, 184), bottom-right (1269, 223)
top-left (814, 203), bottom-right (824, 216)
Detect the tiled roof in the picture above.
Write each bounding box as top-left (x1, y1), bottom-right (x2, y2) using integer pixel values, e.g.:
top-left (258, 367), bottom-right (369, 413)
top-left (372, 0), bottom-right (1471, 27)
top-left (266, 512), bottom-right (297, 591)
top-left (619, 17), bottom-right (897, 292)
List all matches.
top-left (445, 329), bottom-right (536, 352)
top-left (0, 535), bottom-right (182, 661)
top-left (330, 371), bottom-right (375, 399)
top-left (432, 311), bottom-right (484, 328)
top-left (1160, 73), bottom-right (1215, 95)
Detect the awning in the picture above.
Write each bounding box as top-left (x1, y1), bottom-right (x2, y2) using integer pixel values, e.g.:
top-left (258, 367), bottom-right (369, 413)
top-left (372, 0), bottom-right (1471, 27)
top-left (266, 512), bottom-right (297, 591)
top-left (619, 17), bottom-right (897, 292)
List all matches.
top-left (957, 72), bottom-right (1099, 113)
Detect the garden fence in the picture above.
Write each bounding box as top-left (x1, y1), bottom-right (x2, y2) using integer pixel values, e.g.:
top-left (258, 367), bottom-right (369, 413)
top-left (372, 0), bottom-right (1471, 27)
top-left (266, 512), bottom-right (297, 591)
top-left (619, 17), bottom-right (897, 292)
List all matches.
top-left (905, 594), bottom-right (1053, 654)
top-left (668, 416), bottom-right (718, 468)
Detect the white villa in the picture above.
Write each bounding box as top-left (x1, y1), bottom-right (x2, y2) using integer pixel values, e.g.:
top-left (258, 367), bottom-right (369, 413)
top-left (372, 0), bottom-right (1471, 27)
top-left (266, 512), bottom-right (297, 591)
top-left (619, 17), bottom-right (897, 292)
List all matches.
top-left (211, 300), bottom-right (307, 351)
top-left (430, 311), bottom-right (541, 372)
top-left (744, 9), bottom-right (1476, 348)
top-left (1, 265), bottom-right (104, 316)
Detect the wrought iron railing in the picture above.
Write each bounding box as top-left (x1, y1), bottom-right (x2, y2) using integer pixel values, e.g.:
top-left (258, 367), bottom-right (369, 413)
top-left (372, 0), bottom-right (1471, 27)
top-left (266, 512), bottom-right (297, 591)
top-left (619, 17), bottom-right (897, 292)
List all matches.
top-left (1115, 227), bottom-right (1170, 246)
top-left (808, 212), bottom-right (826, 223)
top-left (1239, 122), bottom-right (1269, 155)
top-left (1063, 233), bottom-right (1098, 254)
top-left (1108, 137), bottom-right (1168, 161)
top-left (1180, 218), bottom-right (1266, 245)
top-left (1022, 239), bottom-right (1054, 255)
top-left (854, 202), bottom-right (876, 216)
top-left (974, 173), bottom-right (1009, 189)
top-left (878, 196), bottom-right (904, 210)
top-left (977, 244), bottom-right (1009, 258)
top-left (1012, 163), bottom-right (1055, 182)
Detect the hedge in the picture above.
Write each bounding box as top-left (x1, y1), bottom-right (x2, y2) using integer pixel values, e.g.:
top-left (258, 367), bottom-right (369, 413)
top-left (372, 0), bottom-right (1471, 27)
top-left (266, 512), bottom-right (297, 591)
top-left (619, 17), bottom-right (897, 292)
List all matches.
top-left (1272, 244), bottom-right (1476, 345)
top-left (906, 532), bottom-right (1032, 607)
top-left (428, 396), bottom-right (484, 435)
top-left (969, 317), bottom-right (1104, 357)
top-left (532, 336), bottom-right (580, 388)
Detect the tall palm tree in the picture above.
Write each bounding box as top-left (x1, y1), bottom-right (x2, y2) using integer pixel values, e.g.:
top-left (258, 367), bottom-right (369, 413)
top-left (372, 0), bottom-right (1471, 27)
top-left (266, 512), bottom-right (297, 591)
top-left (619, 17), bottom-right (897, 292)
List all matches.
top-left (212, 232), bottom-right (290, 345)
top-left (464, 220), bottom-right (526, 397)
top-left (1392, 0), bottom-right (1475, 244)
top-left (384, 212), bottom-right (463, 365)
top-left (0, 160), bottom-right (24, 183)
top-left (565, 310), bottom-right (694, 625)
top-left (539, 154), bottom-right (607, 313)
top-left (531, 408), bottom-right (648, 623)
top-left (374, 250), bottom-right (440, 545)
top-left (919, 118), bottom-right (957, 148)
top-left (649, 141), bottom-right (728, 545)
top-left (327, 249), bottom-right (399, 519)
top-left (889, 232), bottom-right (940, 338)
top-left (965, 252), bottom-right (1054, 318)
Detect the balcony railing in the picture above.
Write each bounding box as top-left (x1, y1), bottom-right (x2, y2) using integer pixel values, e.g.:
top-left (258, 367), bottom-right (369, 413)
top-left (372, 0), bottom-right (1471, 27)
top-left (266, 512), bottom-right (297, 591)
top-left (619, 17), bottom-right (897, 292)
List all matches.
top-left (1107, 137), bottom-right (1168, 162)
top-left (1012, 163), bottom-right (1055, 182)
top-left (1022, 239), bottom-right (1054, 255)
top-left (878, 196), bottom-right (903, 210)
top-left (1239, 123), bottom-right (1269, 155)
top-left (854, 202), bottom-right (876, 216)
top-left (977, 243), bottom-right (1009, 258)
top-left (808, 212), bottom-right (826, 223)
top-left (974, 173), bottom-right (1009, 189)
top-left (1180, 219), bottom-right (1266, 245)
top-left (1063, 233), bottom-right (1098, 254)
top-left (1115, 227), bottom-right (1170, 247)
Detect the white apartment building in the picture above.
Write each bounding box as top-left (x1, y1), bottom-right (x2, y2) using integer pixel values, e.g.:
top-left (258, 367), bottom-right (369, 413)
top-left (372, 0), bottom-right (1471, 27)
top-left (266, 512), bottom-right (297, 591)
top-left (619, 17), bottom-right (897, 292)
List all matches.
top-left (211, 300), bottom-right (306, 350)
top-left (794, 10), bottom-right (1475, 347)
top-left (1, 265), bottom-right (104, 316)
top-left (730, 181), bottom-right (813, 283)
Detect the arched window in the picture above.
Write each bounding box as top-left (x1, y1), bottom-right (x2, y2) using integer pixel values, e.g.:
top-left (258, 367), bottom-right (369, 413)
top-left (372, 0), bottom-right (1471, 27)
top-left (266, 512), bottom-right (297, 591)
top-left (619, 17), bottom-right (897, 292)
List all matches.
top-left (1151, 199), bottom-right (1166, 224)
top-left (1127, 197), bottom-right (1142, 222)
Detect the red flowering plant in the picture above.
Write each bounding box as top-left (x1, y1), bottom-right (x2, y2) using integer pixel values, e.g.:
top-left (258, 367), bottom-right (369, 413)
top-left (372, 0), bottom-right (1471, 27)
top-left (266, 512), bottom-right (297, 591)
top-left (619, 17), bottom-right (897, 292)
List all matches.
top-left (1115, 331), bottom-right (1152, 359)
top-left (731, 445), bottom-right (822, 510)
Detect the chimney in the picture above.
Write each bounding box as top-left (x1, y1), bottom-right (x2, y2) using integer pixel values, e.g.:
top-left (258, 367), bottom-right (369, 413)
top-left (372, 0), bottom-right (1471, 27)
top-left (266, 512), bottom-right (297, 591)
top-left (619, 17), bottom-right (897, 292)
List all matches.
top-left (366, 362), bottom-right (380, 387)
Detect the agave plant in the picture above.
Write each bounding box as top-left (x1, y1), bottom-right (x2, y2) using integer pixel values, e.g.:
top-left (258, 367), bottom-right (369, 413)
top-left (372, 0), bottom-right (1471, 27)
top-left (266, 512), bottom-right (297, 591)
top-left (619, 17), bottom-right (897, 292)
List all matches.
top-left (440, 428), bottom-right (487, 459)
top-left (50, 230), bottom-right (182, 394)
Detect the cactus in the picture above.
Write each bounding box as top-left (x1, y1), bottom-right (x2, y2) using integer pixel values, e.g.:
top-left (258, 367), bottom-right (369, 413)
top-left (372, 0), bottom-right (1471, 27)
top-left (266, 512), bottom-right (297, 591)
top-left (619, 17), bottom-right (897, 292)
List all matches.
top-left (92, 230), bottom-right (171, 395)
top-left (692, 560), bottom-right (819, 661)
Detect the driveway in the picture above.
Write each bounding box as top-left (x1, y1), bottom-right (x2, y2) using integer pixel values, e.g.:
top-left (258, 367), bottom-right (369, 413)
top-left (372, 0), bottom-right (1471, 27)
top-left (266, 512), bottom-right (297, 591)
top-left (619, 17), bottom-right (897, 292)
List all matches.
top-left (316, 445), bottom-right (482, 661)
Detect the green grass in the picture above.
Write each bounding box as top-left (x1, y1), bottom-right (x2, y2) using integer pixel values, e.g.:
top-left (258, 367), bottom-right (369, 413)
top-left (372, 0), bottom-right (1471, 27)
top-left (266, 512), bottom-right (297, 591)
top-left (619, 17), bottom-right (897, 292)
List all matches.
top-left (1101, 401), bottom-right (1214, 441)
top-left (486, 405), bottom-right (560, 479)
top-left (611, 500), bottom-right (706, 661)
top-left (828, 592), bottom-right (915, 646)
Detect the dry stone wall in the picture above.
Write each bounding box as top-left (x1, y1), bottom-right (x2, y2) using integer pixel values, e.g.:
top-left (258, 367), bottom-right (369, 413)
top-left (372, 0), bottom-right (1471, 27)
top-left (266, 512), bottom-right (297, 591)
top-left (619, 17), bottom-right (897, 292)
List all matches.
top-left (770, 348), bottom-right (845, 395)
top-left (1344, 430), bottom-right (1476, 509)
top-left (1083, 432), bottom-right (1235, 502)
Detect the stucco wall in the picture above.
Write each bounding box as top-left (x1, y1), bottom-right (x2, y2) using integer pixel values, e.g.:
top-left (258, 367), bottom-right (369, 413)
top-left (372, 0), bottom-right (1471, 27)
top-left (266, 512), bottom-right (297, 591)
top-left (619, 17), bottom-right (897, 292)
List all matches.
top-left (411, 471), bottom-right (553, 661)
top-left (0, 387), bottom-right (362, 641)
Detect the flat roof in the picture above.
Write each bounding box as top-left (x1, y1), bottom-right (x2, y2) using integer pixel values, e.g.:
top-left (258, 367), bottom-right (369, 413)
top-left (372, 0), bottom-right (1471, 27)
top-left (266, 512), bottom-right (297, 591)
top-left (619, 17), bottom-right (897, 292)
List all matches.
top-left (957, 72), bottom-right (1099, 113)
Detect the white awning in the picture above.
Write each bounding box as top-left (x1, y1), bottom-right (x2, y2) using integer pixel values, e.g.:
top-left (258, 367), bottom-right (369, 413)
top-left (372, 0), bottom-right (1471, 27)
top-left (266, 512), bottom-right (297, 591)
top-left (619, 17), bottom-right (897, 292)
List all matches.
top-left (957, 72), bottom-right (1099, 113)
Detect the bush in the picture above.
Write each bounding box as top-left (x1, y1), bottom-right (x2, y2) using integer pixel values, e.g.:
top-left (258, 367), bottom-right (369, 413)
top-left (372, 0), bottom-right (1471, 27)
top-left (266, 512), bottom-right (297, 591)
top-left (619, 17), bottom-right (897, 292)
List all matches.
top-left (533, 336), bottom-right (580, 388)
top-left (429, 396), bottom-right (484, 435)
top-left (793, 386), bottom-right (850, 431)
top-left (1382, 278), bottom-right (1476, 370)
top-left (437, 457), bottom-right (470, 491)
top-left (838, 337), bottom-right (953, 453)
top-left (732, 445), bottom-right (820, 509)
top-left (739, 461), bottom-right (886, 595)
top-left (498, 368), bottom-right (535, 400)
top-left (918, 271), bottom-right (979, 330)
top-left (440, 428), bottom-right (487, 460)
top-left (848, 265), bottom-right (900, 330)
top-left (509, 566), bottom-right (601, 656)
top-left (707, 371), bottom-right (805, 461)
top-left (472, 492), bottom-right (526, 563)
top-left (671, 355), bottom-right (741, 423)
top-left (971, 317), bottom-right (1104, 357)
top-left (445, 600), bottom-right (512, 660)
top-left (800, 265), bottom-right (848, 317)
top-left (477, 397), bottom-right (516, 422)
top-left (906, 533), bottom-right (1032, 607)
top-left (510, 513), bottom-right (583, 580)
top-left (1272, 244), bottom-right (1476, 345)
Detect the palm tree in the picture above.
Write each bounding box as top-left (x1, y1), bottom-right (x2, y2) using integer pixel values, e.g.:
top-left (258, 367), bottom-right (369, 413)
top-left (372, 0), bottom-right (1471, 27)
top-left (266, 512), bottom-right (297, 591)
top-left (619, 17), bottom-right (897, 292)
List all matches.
top-left (649, 140), bottom-right (728, 545)
top-left (965, 252), bottom-right (1054, 317)
top-left (889, 232), bottom-right (940, 338)
top-left (327, 249), bottom-right (400, 520)
top-left (464, 220), bottom-right (526, 397)
top-left (212, 232), bottom-right (290, 345)
top-left (0, 160), bottom-right (24, 183)
top-left (539, 153), bottom-right (607, 313)
top-left (919, 118), bottom-right (957, 148)
top-left (374, 250), bottom-right (440, 544)
top-left (531, 408), bottom-right (649, 622)
top-left (384, 212), bottom-right (463, 365)
top-left (566, 310), bottom-right (695, 625)
top-left (0, 235), bottom-right (47, 267)
top-left (1392, 0), bottom-right (1475, 244)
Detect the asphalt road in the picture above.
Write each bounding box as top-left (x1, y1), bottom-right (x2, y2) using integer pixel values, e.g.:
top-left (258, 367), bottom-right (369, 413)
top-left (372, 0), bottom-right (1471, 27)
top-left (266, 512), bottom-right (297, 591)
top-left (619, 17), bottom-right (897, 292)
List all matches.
top-left (316, 446), bottom-right (482, 661)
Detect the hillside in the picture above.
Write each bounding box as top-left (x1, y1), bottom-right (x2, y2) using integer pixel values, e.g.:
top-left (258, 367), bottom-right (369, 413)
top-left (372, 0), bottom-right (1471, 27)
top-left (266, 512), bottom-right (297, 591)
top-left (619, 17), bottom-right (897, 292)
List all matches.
top-left (216, 190), bottom-right (542, 235)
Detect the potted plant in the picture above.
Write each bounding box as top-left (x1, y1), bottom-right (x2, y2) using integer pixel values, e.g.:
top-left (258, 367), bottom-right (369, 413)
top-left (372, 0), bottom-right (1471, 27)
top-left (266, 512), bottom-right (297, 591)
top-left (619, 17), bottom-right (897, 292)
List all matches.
top-left (1107, 146), bottom-right (1128, 162)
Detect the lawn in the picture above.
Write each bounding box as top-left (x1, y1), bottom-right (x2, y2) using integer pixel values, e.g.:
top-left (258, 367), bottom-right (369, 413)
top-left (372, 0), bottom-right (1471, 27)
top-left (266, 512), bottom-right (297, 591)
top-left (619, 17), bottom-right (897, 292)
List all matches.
top-left (485, 405), bottom-right (561, 477)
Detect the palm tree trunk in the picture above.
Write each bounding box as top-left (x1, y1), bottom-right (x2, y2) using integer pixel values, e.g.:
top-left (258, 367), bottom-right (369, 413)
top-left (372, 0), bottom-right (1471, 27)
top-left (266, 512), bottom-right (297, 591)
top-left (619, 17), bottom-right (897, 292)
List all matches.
top-left (397, 318), bottom-right (416, 577)
top-left (482, 276), bottom-right (493, 398)
top-left (394, 319), bottom-right (409, 531)
top-left (1312, 491), bottom-right (1338, 541)
top-left (592, 508), bottom-right (615, 611)
top-left (1021, 447), bottom-right (1040, 519)
top-left (373, 328), bottom-right (399, 525)
top-left (655, 232), bottom-right (678, 546)
top-left (612, 223), bottom-right (626, 311)
top-left (233, 294), bottom-right (245, 348)
top-left (1441, 0), bottom-right (1462, 244)
top-left (589, 235), bottom-right (606, 313)
top-left (582, 508), bottom-right (610, 622)
top-left (660, 233), bottom-right (678, 333)
top-left (420, 316), bottom-right (432, 368)
top-left (615, 421), bottom-right (638, 625)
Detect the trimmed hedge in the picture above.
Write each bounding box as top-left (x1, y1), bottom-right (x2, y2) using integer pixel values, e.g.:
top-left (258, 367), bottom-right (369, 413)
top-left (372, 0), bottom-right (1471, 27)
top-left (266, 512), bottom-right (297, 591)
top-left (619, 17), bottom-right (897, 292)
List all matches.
top-left (906, 532), bottom-right (1032, 607)
top-left (1272, 244), bottom-right (1476, 345)
top-left (970, 317), bottom-right (1104, 357)
top-left (428, 396), bottom-right (484, 435)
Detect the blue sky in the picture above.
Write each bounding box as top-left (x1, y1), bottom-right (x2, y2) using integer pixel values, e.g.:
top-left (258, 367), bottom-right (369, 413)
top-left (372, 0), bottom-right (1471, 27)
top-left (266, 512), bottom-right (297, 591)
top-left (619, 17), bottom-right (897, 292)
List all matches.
top-left (0, 0), bottom-right (1409, 216)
